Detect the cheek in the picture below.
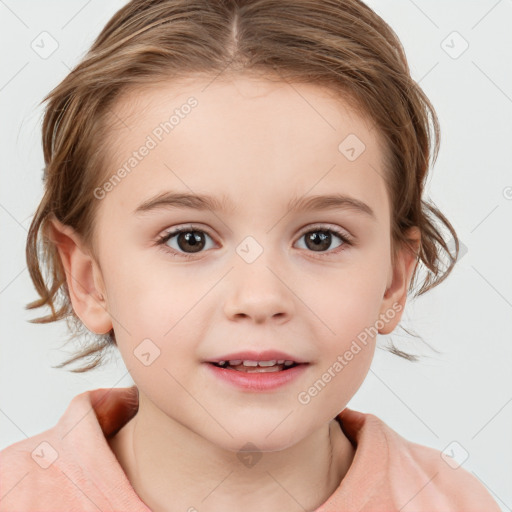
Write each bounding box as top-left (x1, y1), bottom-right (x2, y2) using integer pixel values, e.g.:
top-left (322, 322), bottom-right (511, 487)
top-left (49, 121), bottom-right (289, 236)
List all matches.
top-left (319, 282), bottom-right (379, 372)
top-left (301, 256), bottom-right (387, 337)
top-left (297, 277), bottom-right (379, 416)
top-left (103, 256), bottom-right (206, 372)
top-left (102, 246), bottom-right (184, 325)
top-left (295, 258), bottom-right (385, 400)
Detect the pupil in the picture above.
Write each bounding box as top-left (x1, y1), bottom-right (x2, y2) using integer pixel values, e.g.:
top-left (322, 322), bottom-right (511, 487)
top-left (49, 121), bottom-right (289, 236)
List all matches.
top-left (306, 231), bottom-right (330, 251)
top-left (179, 231), bottom-right (204, 253)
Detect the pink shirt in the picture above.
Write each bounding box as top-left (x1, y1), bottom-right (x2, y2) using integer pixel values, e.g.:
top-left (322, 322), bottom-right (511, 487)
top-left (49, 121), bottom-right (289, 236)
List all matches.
top-left (0, 386), bottom-right (500, 511)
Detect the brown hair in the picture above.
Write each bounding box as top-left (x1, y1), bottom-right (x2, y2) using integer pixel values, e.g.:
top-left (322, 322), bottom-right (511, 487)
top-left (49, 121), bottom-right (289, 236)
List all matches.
top-left (26, 0), bottom-right (459, 372)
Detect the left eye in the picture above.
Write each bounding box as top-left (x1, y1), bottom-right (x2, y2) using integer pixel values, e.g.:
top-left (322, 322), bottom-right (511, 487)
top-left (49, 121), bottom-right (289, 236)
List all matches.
top-left (295, 228), bottom-right (350, 253)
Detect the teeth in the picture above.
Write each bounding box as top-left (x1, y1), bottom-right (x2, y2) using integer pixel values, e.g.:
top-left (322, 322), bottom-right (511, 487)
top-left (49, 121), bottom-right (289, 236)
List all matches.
top-left (213, 359), bottom-right (298, 369)
top-left (241, 359), bottom-right (292, 367)
top-left (226, 360), bottom-right (292, 367)
top-left (257, 360), bottom-right (277, 367)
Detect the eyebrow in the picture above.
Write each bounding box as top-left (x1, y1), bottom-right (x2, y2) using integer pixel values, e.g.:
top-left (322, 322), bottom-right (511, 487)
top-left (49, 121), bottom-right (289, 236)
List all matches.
top-left (133, 191), bottom-right (375, 219)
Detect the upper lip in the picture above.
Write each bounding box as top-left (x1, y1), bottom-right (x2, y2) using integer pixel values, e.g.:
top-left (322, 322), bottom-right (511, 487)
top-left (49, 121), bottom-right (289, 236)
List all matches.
top-left (206, 350), bottom-right (309, 364)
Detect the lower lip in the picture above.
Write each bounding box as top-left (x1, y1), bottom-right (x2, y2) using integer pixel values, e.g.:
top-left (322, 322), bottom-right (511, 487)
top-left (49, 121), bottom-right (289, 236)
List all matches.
top-left (204, 363), bottom-right (309, 391)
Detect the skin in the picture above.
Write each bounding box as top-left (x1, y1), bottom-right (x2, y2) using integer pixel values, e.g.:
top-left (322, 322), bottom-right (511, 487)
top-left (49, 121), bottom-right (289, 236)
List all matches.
top-left (49, 74), bottom-right (420, 512)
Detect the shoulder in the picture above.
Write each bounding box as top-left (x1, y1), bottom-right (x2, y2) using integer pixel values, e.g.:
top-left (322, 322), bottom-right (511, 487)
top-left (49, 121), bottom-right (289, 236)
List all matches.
top-left (0, 386), bottom-right (143, 511)
top-left (339, 408), bottom-right (501, 511)
top-left (0, 432), bottom-right (85, 511)
top-left (397, 437), bottom-right (498, 508)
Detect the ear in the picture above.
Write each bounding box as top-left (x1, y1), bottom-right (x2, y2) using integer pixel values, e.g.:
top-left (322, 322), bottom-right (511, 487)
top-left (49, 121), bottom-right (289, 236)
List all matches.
top-left (378, 227), bottom-right (421, 334)
top-left (46, 214), bottom-right (113, 335)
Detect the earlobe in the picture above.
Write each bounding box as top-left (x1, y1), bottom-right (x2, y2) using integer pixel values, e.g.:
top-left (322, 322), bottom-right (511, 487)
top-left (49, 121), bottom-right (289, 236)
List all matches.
top-left (47, 215), bottom-right (113, 335)
top-left (378, 227), bottom-right (421, 335)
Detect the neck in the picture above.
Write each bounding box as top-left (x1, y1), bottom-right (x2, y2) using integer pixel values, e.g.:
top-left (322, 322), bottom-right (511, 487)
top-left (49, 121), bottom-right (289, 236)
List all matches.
top-left (108, 391), bottom-right (355, 512)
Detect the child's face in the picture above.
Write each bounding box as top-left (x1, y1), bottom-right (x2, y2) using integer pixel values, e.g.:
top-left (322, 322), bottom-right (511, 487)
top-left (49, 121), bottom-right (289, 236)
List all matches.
top-left (60, 75), bottom-right (417, 451)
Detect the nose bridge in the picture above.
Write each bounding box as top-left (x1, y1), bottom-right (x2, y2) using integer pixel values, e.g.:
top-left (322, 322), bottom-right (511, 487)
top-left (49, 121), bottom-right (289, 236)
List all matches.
top-left (223, 235), bottom-right (294, 323)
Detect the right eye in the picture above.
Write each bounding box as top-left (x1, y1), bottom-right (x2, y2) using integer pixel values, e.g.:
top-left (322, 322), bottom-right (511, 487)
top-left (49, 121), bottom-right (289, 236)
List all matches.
top-left (156, 226), bottom-right (216, 258)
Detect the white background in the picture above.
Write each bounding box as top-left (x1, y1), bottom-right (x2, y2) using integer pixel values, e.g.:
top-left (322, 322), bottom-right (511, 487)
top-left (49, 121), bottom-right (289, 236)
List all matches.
top-left (1, 0), bottom-right (511, 509)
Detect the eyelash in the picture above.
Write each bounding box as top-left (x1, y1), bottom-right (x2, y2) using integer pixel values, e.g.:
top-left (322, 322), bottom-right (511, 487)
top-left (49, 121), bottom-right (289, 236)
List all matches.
top-left (155, 224), bottom-right (354, 260)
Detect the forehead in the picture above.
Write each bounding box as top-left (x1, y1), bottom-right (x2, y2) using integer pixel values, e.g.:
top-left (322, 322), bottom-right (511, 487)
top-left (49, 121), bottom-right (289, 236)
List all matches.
top-left (109, 74), bottom-right (380, 144)
top-left (97, 74), bottom-right (390, 223)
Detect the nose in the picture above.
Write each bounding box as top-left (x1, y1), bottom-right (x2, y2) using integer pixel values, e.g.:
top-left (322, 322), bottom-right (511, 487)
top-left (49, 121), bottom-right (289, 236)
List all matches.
top-left (223, 255), bottom-right (295, 324)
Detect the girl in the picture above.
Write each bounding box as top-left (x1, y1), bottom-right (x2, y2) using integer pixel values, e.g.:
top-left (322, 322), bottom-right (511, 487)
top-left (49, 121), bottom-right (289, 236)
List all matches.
top-left (0, 0), bottom-right (502, 510)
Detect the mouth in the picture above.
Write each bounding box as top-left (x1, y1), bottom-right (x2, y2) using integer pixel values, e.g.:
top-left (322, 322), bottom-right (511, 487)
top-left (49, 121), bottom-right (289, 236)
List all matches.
top-left (208, 360), bottom-right (304, 373)
top-left (204, 352), bottom-right (310, 391)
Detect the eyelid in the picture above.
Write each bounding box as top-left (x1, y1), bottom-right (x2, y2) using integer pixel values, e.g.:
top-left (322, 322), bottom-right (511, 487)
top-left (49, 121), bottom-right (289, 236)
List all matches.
top-left (296, 222), bottom-right (353, 239)
top-left (157, 224), bottom-right (217, 248)
top-left (159, 223), bottom-right (214, 238)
